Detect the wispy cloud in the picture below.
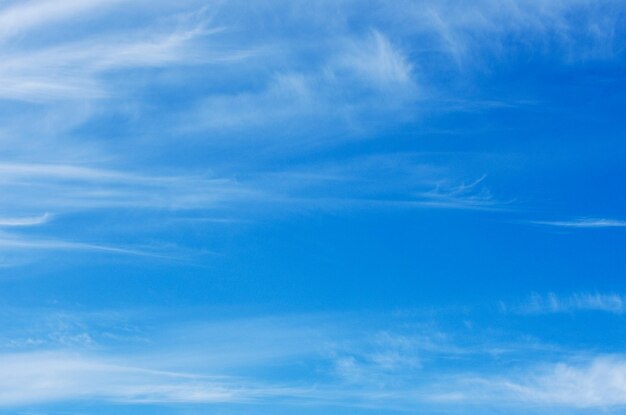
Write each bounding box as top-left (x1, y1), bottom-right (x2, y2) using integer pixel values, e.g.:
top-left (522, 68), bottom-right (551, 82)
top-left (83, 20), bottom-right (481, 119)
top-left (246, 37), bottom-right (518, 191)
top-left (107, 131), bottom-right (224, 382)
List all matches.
top-left (0, 0), bottom-right (122, 42)
top-left (0, 213), bottom-right (51, 227)
top-left (0, 156), bottom-right (501, 230)
top-left (439, 355), bottom-right (626, 408)
top-left (410, 174), bottom-right (502, 210)
top-left (511, 356), bottom-right (626, 407)
top-left (0, 315), bottom-right (434, 407)
top-left (0, 233), bottom-right (173, 259)
top-left (0, 155), bottom-right (504, 264)
top-left (517, 292), bottom-right (626, 315)
top-left (250, 156), bottom-right (502, 212)
top-left (531, 218), bottom-right (626, 228)
top-left (0, 351), bottom-right (295, 406)
top-left (0, 314), bottom-right (337, 407)
top-left (335, 29), bottom-right (414, 89)
top-left (0, 162), bottom-right (252, 260)
top-left (0, 21), bottom-right (232, 103)
top-left (0, 1), bottom-right (624, 413)
top-left (0, 162), bottom-right (255, 211)
top-left (399, 0), bottom-right (622, 68)
top-left (179, 29), bottom-right (418, 140)
top-left (0, 309), bottom-right (623, 411)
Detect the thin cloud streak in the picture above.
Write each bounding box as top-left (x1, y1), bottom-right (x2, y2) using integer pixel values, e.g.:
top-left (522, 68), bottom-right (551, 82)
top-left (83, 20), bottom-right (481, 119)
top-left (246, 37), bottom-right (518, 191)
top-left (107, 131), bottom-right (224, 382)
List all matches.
top-left (0, 233), bottom-right (176, 259)
top-left (439, 356), bottom-right (626, 408)
top-left (0, 0), bottom-right (122, 42)
top-left (0, 3), bottom-right (253, 103)
top-left (0, 162), bottom-right (256, 211)
top-left (0, 160), bottom-right (503, 215)
top-left (516, 292), bottom-right (626, 315)
top-left (0, 351), bottom-right (295, 406)
top-left (512, 356), bottom-right (626, 407)
top-left (0, 213), bottom-right (51, 227)
top-left (531, 218), bottom-right (626, 228)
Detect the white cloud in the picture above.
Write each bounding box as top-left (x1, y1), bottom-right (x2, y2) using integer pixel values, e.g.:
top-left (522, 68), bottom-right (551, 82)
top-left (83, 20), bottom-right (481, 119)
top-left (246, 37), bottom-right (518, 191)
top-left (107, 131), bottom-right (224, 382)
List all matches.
top-left (520, 292), bottom-right (626, 314)
top-left (0, 24), bottom-right (227, 103)
top-left (0, 233), bottom-right (172, 258)
top-left (0, 0), bottom-right (620, 270)
top-left (531, 218), bottom-right (626, 228)
top-left (0, 213), bottom-right (50, 227)
top-left (180, 28), bottom-right (418, 139)
top-left (0, 351), bottom-right (281, 406)
top-left (0, 315), bottom-right (335, 407)
top-left (395, 0), bottom-right (622, 67)
top-left (1, 311), bottom-right (625, 411)
top-left (331, 331), bottom-right (424, 385)
top-left (0, 162), bottom-right (254, 211)
top-left (335, 30), bottom-right (414, 88)
top-left (516, 356), bottom-right (626, 407)
top-left (461, 356), bottom-right (626, 408)
top-left (0, 162), bottom-right (256, 260)
top-left (0, 0), bottom-right (121, 42)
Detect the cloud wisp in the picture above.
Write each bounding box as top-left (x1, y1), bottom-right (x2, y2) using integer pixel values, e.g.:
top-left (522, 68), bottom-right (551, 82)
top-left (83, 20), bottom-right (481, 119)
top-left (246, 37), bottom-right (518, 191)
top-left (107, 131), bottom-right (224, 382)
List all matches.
top-left (0, 351), bottom-right (300, 407)
top-left (0, 162), bottom-right (255, 212)
top-left (0, 2), bottom-right (624, 414)
top-left (180, 29), bottom-right (418, 142)
top-left (439, 355), bottom-right (626, 409)
top-left (0, 155), bottom-right (506, 265)
top-left (0, 0), bottom-right (123, 42)
top-left (0, 158), bottom-right (498, 216)
top-left (0, 1), bottom-right (249, 103)
top-left (0, 162), bottom-right (254, 260)
top-left (0, 311), bottom-right (625, 412)
top-left (0, 213), bottom-right (51, 227)
top-left (0, 233), bottom-right (175, 259)
top-left (516, 292), bottom-right (626, 315)
top-left (531, 218), bottom-right (626, 229)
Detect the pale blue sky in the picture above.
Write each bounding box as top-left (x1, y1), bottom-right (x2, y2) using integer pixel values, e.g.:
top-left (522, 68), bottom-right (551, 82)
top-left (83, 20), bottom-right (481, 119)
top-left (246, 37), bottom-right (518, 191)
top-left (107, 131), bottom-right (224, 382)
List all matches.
top-left (1, 1), bottom-right (626, 414)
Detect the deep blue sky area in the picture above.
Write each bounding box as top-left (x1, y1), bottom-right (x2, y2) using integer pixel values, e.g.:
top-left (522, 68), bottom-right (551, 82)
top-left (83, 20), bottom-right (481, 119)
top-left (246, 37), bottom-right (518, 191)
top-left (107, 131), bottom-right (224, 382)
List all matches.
top-left (0, 1), bottom-right (626, 414)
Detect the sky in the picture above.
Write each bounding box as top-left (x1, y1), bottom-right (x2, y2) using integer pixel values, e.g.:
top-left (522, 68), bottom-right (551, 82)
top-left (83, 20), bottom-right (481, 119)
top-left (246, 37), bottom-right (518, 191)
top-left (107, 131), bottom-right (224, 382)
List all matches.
top-left (0, 0), bottom-right (626, 414)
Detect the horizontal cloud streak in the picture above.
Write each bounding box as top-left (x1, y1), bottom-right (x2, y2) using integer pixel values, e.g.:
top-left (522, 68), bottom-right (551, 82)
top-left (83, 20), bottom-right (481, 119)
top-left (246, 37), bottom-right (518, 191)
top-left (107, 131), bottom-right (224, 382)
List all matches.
top-left (443, 356), bottom-right (626, 408)
top-left (0, 0), bottom-right (122, 42)
top-left (531, 218), bottom-right (626, 228)
top-left (0, 351), bottom-right (297, 406)
top-left (518, 292), bottom-right (626, 315)
top-left (1, 312), bottom-right (625, 411)
top-left (0, 213), bottom-right (51, 227)
top-left (0, 162), bottom-right (255, 211)
top-left (0, 23), bottom-right (234, 103)
top-left (0, 234), bottom-right (173, 259)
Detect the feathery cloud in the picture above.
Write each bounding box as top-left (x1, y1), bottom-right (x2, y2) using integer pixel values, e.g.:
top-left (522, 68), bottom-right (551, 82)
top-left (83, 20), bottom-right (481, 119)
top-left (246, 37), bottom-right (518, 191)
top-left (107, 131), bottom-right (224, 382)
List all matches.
top-left (518, 292), bottom-right (626, 315)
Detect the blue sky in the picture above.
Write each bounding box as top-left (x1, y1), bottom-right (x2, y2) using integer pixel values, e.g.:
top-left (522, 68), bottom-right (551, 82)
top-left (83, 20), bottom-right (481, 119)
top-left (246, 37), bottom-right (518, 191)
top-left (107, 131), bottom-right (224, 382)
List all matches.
top-left (1, 0), bottom-right (626, 413)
